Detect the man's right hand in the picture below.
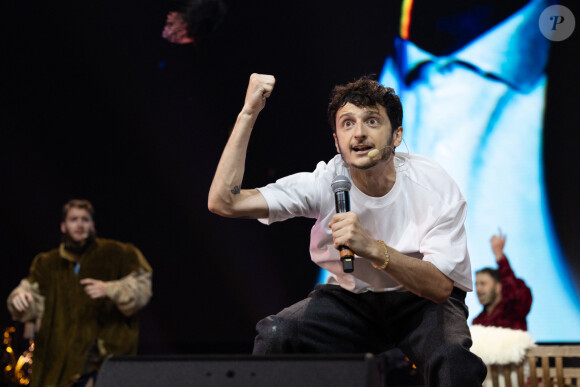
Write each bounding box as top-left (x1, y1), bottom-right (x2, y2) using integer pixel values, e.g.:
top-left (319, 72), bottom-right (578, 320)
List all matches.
top-left (242, 73), bottom-right (276, 115)
top-left (207, 73), bottom-right (272, 219)
top-left (490, 231), bottom-right (506, 262)
top-left (11, 291), bottom-right (33, 312)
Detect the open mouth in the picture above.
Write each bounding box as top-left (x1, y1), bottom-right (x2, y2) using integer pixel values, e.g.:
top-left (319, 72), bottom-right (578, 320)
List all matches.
top-left (352, 145), bottom-right (373, 153)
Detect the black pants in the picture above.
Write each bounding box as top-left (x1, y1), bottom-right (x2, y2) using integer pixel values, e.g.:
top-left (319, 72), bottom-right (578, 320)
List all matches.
top-left (253, 284), bottom-right (486, 386)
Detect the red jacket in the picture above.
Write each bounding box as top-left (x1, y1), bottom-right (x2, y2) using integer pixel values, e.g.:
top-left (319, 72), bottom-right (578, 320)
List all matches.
top-left (473, 256), bottom-right (532, 331)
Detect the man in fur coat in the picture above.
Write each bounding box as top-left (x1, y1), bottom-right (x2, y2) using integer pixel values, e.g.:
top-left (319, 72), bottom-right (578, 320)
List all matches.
top-left (7, 199), bottom-right (152, 387)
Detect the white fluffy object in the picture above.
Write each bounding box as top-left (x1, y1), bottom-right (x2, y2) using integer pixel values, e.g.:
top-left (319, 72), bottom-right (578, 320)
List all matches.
top-left (470, 325), bottom-right (536, 365)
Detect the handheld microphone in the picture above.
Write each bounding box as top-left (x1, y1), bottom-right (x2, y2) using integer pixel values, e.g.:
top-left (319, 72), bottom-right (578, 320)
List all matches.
top-left (331, 175), bottom-right (355, 273)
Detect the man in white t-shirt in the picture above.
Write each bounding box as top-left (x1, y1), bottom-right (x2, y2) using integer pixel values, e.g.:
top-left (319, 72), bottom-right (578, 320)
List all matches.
top-left (208, 73), bottom-right (486, 385)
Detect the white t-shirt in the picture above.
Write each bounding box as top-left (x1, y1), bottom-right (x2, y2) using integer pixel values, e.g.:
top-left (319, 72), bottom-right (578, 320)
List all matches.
top-left (257, 153), bottom-right (473, 293)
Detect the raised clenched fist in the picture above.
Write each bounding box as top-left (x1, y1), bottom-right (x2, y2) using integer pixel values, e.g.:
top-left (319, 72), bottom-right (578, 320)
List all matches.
top-left (243, 73), bottom-right (276, 115)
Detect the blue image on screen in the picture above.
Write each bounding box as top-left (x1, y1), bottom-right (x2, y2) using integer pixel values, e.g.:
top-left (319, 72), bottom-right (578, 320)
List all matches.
top-left (377, 0), bottom-right (580, 342)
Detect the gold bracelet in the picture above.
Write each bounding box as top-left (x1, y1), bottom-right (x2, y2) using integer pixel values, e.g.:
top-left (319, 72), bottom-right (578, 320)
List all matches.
top-left (372, 240), bottom-right (390, 270)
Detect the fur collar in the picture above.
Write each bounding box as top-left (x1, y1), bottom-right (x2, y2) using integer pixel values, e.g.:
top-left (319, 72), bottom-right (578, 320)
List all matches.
top-left (470, 325), bottom-right (535, 365)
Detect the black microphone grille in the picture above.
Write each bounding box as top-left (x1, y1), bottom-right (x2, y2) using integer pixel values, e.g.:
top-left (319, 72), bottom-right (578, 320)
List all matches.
top-left (331, 175), bottom-right (352, 193)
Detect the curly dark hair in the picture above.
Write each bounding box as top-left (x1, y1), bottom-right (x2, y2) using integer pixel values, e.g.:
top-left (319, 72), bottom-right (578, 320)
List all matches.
top-left (328, 76), bottom-right (403, 133)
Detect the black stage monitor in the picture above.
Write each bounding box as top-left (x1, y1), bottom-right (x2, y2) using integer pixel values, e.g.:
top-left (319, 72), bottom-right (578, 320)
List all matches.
top-left (95, 353), bottom-right (383, 387)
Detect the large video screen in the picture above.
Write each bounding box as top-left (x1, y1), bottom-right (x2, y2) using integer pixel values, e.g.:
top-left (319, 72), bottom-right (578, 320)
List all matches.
top-left (377, 0), bottom-right (579, 342)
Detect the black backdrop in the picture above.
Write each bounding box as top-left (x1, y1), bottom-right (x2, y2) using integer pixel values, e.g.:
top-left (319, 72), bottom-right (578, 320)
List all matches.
top-left (1, 0), bottom-right (579, 357)
top-left (1, 0), bottom-right (399, 354)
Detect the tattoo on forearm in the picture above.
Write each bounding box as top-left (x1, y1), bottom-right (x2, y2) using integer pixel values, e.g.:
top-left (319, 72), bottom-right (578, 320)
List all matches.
top-left (231, 185), bottom-right (241, 195)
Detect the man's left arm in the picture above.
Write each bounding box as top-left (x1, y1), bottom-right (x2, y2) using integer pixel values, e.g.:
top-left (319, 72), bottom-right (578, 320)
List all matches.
top-left (375, 242), bottom-right (454, 303)
top-left (329, 212), bottom-right (453, 303)
top-left (105, 269), bottom-right (152, 316)
top-left (80, 248), bottom-right (153, 316)
top-left (498, 256), bottom-right (532, 316)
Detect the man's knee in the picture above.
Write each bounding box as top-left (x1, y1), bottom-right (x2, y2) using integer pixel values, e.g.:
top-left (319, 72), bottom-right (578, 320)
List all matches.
top-left (253, 315), bottom-right (297, 354)
top-left (423, 342), bottom-right (487, 385)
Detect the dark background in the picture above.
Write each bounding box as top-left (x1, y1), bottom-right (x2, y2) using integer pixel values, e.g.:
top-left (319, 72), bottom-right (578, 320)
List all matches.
top-left (1, 0), bottom-right (578, 359)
